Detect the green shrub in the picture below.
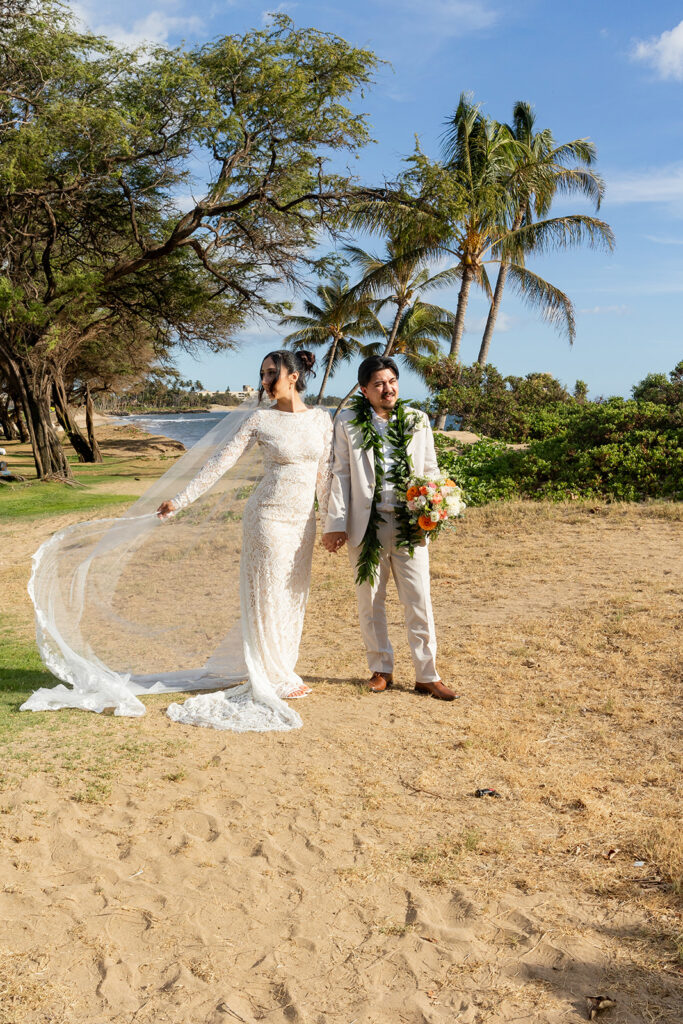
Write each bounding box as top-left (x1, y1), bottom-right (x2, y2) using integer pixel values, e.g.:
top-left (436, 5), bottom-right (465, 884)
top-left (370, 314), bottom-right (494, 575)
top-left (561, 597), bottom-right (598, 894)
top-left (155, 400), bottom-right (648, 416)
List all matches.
top-left (435, 399), bottom-right (682, 505)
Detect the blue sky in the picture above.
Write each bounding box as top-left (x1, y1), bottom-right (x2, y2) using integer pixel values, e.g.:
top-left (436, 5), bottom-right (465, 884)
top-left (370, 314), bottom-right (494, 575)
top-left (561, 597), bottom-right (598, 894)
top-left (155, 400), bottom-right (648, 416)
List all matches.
top-left (72, 0), bottom-right (683, 400)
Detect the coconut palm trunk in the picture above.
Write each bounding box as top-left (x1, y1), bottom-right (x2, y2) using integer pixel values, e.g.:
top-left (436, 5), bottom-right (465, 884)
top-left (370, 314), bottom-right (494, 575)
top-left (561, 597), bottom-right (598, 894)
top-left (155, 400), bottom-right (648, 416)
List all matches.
top-left (478, 261), bottom-right (509, 365)
top-left (449, 264), bottom-right (475, 360)
top-left (333, 301), bottom-right (409, 416)
top-left (432, 266), bottom-right (476, 429)
top-left (478, 209), bottom-right (524, 364)
top-left (384, 300), bottom-right (408, 356)
top-left (316, 334), bottom-right (340, 404)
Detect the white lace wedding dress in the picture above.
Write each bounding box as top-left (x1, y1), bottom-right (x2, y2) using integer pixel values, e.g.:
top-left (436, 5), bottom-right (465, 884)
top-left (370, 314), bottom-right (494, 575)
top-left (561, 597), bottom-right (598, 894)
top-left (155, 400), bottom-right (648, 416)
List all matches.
top-left (166, 406), bottom-right (333, 732)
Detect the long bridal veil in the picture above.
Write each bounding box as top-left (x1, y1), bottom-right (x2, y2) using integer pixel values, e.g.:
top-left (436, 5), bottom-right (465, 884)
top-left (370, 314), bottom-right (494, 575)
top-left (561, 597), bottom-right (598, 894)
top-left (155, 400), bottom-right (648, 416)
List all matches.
top-left (21, 401), bottom-right (300, 730)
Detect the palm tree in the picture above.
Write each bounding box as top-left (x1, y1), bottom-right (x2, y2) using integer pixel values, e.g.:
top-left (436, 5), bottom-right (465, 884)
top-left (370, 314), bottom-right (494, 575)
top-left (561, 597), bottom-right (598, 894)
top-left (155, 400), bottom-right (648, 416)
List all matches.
top-left (330, 234), bottom-right (460, 413)
top-left (438, 94), bottom-right (517, 363)
top-left (280, 270), bottom-right (380, 404)
top-left (414, 94), bottom-right (612, 360)
top-left (419, 94), bottom-right (613, 426)
top-left (383, 301), bottom-right (452, 378)
top-left (477, 101), bottom-right (606, 364)
top-left (344, 238), bottom-right (460, 357)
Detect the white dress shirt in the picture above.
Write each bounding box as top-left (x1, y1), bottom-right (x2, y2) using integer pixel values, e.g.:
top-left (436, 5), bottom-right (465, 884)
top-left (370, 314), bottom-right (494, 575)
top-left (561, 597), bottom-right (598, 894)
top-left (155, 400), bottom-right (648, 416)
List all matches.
top-left (372, 409), bottom-right (399, 512)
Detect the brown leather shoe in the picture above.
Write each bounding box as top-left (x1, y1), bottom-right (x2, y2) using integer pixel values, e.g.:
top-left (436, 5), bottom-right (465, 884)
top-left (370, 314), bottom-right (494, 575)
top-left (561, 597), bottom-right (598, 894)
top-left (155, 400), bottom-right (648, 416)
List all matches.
top-left (414, 679), bottom-right (459, 701)
top-left (368, 672), bottom-right (393, 693)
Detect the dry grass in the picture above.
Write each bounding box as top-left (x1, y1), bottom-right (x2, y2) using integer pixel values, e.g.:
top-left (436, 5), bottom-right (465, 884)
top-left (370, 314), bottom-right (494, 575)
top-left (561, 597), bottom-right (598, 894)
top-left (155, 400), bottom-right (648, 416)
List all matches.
top-left (0, 464), bottom-right (681, 1022)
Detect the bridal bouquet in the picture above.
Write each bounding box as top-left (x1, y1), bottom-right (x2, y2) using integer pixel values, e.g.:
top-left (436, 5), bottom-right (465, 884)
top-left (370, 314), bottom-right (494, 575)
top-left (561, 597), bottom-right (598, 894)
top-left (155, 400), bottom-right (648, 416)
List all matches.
top-left (403, 474), bottom-right (466, 541)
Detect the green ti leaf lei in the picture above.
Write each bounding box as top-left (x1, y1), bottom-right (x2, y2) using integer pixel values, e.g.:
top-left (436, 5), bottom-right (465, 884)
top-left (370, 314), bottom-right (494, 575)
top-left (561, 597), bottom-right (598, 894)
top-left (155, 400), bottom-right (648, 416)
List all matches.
top-left (349, 395), bottom-right (424, 586)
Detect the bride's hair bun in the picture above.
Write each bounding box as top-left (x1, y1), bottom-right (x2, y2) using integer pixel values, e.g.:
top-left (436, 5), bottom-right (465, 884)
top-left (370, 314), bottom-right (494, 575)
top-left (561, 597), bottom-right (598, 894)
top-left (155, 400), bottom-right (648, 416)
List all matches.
top-left (259, 348), bottom-right (316, 401)
top-left (297, 351), bottom-right (316, 373)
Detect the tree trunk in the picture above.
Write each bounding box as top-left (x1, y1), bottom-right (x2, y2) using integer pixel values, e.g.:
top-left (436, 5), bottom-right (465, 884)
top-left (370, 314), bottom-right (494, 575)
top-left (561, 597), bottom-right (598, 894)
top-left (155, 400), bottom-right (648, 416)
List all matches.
top-left (84, 383), bottom-right (103, 462)
top-left (317, 335), bottom-right (339, 404)
top-left (334, 301), bottom-right (407, 418)
top-left (0, 392), bottom-right (19, 440)
top-left (52, 373), bottom-right (97, 463)
top-left (478, 211), bottom-right (522, 365)
top-left (384, 301), bottom-right (407, 356)
top-left (434, 267), bottom-right (475, 429)
top-left (478, 260), bottom-right (509, 365)
top-left (449, 264), bottom-right (474, 360)
top-left (6, 355), bottom-right (73, 479)
top-left (333, 379), bottom-right (360, 418)
top-left (13, 407), bottom-right (28, 442)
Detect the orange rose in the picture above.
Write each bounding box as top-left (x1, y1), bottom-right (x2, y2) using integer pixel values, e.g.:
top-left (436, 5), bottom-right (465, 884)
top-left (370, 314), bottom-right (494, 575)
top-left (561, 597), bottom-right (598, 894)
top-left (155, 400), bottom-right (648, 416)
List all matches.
top-left (418, 514), bottom-right (437, 531)
top-left (432, 493), bottom-right (443, 504)
top-left (445, 479), bottom-right (456, 488)
top-left (406, 486), bottom-right (419, 500)
top-left (419, 486), bottom-right (429, 495)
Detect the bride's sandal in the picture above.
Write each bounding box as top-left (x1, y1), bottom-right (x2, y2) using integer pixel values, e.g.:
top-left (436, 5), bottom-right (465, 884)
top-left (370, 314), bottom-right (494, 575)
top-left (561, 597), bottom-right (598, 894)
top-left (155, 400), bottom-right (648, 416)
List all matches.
top-left (287, 684), bottom-right (312, 699)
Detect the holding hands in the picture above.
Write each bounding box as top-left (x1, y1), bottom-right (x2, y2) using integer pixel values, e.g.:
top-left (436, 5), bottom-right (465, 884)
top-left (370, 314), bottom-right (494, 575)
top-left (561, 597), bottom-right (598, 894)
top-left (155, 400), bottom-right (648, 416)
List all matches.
top-left (322, 531), bottom-right (347, 553)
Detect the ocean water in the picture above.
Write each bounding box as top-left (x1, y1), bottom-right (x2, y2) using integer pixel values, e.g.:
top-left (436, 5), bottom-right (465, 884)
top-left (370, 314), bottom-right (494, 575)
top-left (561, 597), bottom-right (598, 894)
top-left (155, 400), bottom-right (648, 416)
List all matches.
top-left (114, 411), bottom-right (238, 449)
top-left (115, 405), bottom-right (448, 449)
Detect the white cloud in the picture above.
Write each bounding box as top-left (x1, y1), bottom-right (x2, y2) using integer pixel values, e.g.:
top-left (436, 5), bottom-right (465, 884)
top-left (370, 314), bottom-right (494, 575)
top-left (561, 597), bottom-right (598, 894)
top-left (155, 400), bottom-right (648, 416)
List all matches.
top-left (465, 312), bottom-right (513, 334)
top-left (633, 20), bottom-right (683, 80)
top-left (645, 234), bottom-right (683, 245)
top-left (394, 0), bottom-right (496, 35)
top-left (70, 3), bottom-right (203, 49)
top-left (608, 163), bottom-right (683, 204)
top-left (579, 305), bottom-right (630, 316)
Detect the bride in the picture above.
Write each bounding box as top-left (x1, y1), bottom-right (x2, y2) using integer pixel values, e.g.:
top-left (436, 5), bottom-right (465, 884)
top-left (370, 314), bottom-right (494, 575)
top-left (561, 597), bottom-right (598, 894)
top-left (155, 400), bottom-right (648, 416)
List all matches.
top-left (22, 348), bottom-right (332, 733)
top-left (156, 349), bottom-right (333, 732)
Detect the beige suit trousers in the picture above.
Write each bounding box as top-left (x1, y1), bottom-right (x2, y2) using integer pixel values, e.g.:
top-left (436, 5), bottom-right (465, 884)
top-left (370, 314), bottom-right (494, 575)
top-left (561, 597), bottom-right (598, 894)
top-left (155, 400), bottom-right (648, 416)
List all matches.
top-left (348, 512), bottom-right (439, 683)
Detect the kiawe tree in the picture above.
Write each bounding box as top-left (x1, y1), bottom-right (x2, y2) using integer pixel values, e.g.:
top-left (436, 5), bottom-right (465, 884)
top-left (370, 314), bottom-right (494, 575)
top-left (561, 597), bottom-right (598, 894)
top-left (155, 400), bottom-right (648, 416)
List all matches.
top-left (0, 1), bottom-right (383, 478)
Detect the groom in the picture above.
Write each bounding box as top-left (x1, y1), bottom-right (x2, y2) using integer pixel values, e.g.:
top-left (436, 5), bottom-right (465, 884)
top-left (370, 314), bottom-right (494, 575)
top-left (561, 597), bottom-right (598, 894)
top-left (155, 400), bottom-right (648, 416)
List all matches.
top-left (322, 356), bottom-right (457, 701)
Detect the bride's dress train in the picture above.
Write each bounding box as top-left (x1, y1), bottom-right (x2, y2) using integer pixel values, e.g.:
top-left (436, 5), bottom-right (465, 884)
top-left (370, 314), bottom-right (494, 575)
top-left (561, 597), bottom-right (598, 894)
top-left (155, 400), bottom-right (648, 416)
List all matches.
top-left (21, 403), bottom-right (332, 733)
top-left (165, 406), bottom-right (332, 732)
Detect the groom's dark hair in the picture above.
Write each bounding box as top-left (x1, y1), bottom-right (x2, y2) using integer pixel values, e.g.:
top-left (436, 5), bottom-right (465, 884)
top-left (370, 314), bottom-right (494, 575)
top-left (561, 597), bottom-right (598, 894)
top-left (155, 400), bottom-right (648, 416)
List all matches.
top-left (357, 355), bottom-right (400, 387)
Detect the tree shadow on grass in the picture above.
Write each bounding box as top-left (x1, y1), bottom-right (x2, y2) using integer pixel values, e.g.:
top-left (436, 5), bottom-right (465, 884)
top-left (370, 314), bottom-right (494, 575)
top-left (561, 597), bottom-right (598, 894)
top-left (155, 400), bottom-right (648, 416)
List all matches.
top-left (0, 667), bottom-right (58, 716)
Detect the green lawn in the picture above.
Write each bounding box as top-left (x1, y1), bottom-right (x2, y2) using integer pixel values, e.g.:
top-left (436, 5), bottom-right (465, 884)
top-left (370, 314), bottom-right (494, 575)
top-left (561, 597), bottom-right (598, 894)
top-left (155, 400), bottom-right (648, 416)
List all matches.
top-left (0, 632), bottom-right (52, 744)
top-left (0, 627), bottom-right (188, 799)
top-left (0, 482), bottom-right (134, 520)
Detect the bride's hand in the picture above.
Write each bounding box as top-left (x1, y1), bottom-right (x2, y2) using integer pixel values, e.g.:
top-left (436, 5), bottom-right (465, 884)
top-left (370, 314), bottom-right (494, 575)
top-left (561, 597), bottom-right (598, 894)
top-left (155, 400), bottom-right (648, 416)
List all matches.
top-left (156, 500), bottom-right (176, 519)
top-left (322, 531), bottom-right (347, 553)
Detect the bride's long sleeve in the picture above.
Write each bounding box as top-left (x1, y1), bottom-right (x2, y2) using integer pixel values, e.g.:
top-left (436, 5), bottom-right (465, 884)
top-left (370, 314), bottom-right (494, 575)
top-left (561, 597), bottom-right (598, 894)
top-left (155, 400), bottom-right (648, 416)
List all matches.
top-left (315, 412), bottom-right (334, 531)
top-left (171, 414), bottom-right (258, 510)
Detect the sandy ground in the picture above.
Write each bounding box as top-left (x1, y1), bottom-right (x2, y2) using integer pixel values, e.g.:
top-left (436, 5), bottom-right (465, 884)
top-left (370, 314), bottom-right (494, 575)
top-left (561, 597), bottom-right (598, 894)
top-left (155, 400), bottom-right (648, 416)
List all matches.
top-left (0, 430), bottom-right (681, 1024)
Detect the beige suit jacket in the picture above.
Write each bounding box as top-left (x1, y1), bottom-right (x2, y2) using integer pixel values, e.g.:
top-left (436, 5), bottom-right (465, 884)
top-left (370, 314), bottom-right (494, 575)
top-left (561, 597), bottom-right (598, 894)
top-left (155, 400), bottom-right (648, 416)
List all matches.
top-left (324, 407), bottom-right (439, 548)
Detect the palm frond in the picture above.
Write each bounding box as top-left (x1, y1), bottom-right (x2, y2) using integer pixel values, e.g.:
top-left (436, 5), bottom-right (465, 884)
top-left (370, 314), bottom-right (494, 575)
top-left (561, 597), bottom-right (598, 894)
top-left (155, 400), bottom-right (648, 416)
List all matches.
top-left (548, 167), bottom-right (605, 208)
top-left (503, 214), bottom-right (615, 258)
top-left (420, 265), bottom-right (463, 290)
top-left (505, 263), bottom-right (576, 342)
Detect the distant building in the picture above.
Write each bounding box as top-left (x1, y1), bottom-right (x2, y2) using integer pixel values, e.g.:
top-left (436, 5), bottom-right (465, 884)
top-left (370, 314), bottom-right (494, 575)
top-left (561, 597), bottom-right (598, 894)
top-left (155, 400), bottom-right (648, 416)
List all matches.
top-left (198, 385), bottom-right (256, 401)
top-left (230, 384), bottom-right (256, 400)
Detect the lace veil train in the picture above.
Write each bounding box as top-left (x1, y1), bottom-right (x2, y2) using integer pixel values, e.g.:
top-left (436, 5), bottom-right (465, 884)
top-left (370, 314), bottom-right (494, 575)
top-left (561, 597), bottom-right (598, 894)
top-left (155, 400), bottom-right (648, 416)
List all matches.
top-left (20, 400), bottom-right (300, 729)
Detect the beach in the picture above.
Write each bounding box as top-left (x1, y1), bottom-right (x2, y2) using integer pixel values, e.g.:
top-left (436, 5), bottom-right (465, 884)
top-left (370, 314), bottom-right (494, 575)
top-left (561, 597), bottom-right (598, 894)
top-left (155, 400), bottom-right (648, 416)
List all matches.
top-left (0, 423), bottom-right (681, 1023)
